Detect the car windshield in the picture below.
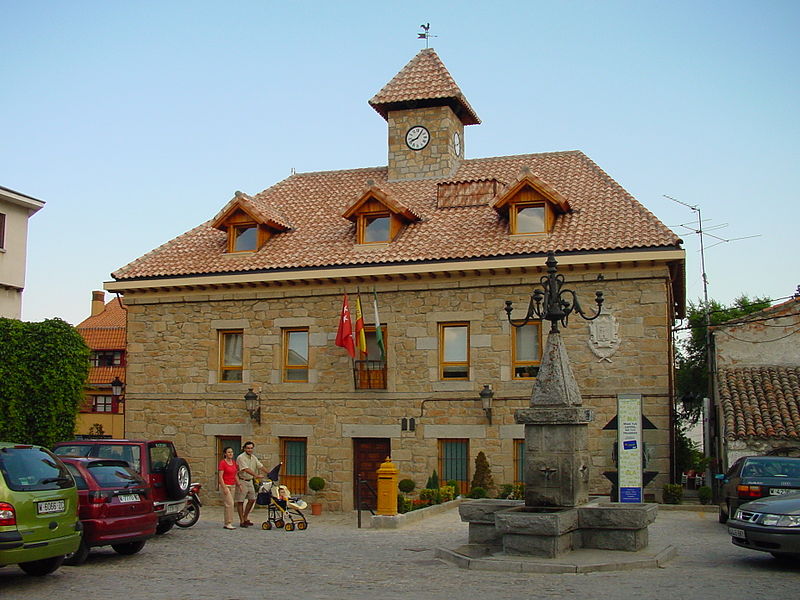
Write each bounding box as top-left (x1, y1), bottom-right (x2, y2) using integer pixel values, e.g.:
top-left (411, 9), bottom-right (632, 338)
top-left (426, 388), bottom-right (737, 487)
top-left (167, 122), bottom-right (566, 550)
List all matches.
top-left (742, 459), bottom-right (800, 478)
top-left (0, 446), bottom-right (74, 491)
top-left (87, 461), bottom-right (145, 488)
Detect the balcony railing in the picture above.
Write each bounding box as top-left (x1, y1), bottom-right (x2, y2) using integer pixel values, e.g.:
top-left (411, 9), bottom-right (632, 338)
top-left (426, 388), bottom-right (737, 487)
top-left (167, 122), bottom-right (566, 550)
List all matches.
top-left (353, 360), bottom-right (387, 389)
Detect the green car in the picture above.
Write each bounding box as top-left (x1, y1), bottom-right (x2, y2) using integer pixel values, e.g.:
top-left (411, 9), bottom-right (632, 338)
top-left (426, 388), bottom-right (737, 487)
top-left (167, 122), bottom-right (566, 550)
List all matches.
top-left (0, 442), bottom-right (81, 576)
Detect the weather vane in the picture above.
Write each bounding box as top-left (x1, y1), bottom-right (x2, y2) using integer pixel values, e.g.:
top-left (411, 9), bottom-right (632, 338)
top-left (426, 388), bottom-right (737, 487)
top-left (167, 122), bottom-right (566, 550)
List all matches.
top-left (418, 23), bottom-right (436, 48)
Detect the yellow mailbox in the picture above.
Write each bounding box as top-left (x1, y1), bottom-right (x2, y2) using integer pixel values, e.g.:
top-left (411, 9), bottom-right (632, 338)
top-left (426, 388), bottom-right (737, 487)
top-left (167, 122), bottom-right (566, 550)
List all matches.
top-left (376, 457), bottom-right (399, 516)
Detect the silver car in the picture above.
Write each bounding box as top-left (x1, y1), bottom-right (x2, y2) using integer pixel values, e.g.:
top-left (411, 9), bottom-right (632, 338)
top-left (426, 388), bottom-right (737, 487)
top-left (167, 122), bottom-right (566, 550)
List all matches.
top-left (727, 492), bottom-right (800, 559)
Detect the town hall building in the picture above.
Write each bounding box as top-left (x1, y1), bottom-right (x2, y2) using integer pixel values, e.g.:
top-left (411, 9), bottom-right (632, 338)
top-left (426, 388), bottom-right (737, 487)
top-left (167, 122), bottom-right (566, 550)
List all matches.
top-left (106, 49), bottom-right (685, 509)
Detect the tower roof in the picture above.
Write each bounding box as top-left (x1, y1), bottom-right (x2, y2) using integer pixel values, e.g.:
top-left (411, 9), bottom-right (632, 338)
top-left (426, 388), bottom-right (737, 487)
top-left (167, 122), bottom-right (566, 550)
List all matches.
top-left (368, 48), bottom-right (480, 125)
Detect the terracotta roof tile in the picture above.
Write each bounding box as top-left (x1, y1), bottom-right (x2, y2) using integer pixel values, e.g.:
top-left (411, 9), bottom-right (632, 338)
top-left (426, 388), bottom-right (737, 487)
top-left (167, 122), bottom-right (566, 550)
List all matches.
top-left (369, 48), bottom-right (480, 125)
top-left (76, 297), bottom-right (126, 328)
top-left (112, 151), bottom-right (682, 281)
top-left (718, 366), bottom-right (800, 440)
top-left (78, 328), bottom-right (126, 350)
top-left (87, 365), bottom-right (126, 386)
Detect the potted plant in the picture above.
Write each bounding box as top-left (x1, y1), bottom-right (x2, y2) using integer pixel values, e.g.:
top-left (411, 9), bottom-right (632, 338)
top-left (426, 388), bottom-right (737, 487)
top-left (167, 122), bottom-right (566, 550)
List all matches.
top-left (308, 476), bottom-right (326, 515)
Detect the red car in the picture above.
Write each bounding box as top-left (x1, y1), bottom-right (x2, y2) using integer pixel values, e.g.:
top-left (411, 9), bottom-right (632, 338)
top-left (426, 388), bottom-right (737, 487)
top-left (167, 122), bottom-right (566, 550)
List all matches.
top-left (59, 457), bottom-right (157, 565)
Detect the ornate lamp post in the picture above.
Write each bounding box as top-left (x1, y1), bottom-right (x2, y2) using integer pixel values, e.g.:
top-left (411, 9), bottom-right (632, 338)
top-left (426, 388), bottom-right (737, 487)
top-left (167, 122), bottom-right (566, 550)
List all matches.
top-left (504, 251), bottom-right (604, 332)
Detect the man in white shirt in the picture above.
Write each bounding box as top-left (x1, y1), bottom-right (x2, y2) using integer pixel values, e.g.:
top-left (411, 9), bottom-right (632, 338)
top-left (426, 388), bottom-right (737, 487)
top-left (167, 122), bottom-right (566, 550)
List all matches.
top-left (235, 441), bottom-right (267, 527)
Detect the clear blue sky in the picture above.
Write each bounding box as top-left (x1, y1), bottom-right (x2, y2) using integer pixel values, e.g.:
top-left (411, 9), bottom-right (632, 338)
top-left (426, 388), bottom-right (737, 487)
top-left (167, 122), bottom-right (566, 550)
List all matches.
top-left (3, 1), bottom-right (798, 325)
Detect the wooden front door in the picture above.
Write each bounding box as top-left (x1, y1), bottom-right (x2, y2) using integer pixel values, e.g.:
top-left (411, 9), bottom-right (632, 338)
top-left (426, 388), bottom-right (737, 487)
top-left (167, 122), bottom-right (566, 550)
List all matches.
top-left (353, 438), bottom-right (390, 510)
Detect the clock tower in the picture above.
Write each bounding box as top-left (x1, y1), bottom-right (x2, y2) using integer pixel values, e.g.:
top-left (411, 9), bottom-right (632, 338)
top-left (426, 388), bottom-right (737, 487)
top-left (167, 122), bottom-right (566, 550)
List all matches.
top-left (369, 49), bottom-right (480, 181)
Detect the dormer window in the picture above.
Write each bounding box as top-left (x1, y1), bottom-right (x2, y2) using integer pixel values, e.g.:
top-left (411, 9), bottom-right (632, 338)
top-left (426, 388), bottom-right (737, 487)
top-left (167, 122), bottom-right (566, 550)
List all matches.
top-left (211, 191), bottom-right (291, 254)
top-left (512, 203), bottom-right (548, 234)
top-left (491, 174), bottom-right (570, 236)
top-left (231, 224), bottom-right (258, 252)
top-left (362, 213), bottom-right (390, 244)
top-left (342, 185), bottom-right (420, 246)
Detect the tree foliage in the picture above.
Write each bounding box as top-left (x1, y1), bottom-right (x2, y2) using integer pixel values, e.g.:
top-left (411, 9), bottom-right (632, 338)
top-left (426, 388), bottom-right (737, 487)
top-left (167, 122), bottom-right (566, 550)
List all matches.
top-left (471, 451), bottom-right (495, 493)
top-left (675, 294), bottom-right (770, 426)
top-left (0, 318), bottom-right (89, 446)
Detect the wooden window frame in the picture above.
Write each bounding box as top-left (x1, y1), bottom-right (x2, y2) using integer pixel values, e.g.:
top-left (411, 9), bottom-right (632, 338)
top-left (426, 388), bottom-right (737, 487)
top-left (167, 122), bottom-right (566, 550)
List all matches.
top-left (90, 350), bottom-right (125, 367)
top-left (438, 438), bottom-right (470, 496)
top-left (91, 394), bottom-right (121, 414)
top-left (280, 437), bottom-right (307, 494)
top-left (357, 211), bottom-right (392, 244)
top-left (218, 329), bottom-right (244, 383)
top-left (510, 202), bottom-right (552, 235)
top-left (439, 322), bottom-right (470, 380)
top-left (227, 223), bottom-right (259, 253)
top-left (511, 322), bottom-right (543, 379)
top-left (282, 328), bottom-right (309, 383)
top-left (0, 212), bottom-right (5, 249)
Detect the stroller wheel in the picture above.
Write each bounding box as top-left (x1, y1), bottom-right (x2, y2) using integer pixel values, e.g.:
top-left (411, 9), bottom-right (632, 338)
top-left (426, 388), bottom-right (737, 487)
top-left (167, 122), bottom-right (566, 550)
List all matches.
top-left (285, 523), bottom-right (295, 531)
top-left (275, 519), bottom-right (285, 528)
top-left (296, 521), bottom-right (307, 530)
top-left (261, 522), bottom-right (271, 530)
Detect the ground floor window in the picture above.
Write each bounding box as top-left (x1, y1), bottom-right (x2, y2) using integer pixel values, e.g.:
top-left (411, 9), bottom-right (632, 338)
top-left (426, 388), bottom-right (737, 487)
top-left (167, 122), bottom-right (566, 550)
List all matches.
top-left (280, 437), bottom-right (307, 494)
top-left (514, 439), bottom-right (525, 486)
top-left (438, 438), bottom-right (469, 495)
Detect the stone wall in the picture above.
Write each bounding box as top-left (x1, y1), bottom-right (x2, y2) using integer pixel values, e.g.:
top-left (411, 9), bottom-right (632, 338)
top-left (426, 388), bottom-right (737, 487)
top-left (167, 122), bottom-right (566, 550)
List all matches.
top-left (122, 263), bottom-right (675, 509)
top-left (387, 106), bottom-right (462, 180)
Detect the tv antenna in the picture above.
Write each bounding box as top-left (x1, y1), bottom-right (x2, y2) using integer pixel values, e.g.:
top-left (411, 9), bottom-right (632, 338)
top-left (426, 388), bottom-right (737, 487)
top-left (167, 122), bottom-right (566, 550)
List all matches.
top-left (418, 23), bottom-right (436, 48)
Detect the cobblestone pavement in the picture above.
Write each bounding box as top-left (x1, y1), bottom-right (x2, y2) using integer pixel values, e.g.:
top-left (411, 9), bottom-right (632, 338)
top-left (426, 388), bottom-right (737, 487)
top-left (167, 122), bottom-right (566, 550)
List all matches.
top-left (1, 504), bottom-right (797, 600)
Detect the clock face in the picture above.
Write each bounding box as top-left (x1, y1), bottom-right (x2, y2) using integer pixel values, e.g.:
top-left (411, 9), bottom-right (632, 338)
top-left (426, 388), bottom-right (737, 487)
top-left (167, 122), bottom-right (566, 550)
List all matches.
top-left (405, 126), bottom-right (430, 150)
top-left (453, 132), bottom-right (462, 157)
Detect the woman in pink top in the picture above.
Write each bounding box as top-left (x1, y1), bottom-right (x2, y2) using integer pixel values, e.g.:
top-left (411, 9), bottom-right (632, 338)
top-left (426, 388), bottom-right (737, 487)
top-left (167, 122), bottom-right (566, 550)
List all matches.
top-left (218, 447), bottom-right (238, 529)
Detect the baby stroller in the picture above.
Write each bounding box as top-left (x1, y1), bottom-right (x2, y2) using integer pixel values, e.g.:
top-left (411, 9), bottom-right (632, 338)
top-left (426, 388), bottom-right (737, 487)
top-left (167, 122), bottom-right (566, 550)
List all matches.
top-left (255, 463), bottom-right (309, 531)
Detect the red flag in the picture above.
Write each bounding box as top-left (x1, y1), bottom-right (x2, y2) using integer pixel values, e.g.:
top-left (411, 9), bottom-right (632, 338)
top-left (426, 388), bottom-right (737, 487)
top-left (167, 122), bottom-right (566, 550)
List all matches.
top-left (335, 294), bottom-right (355, 358)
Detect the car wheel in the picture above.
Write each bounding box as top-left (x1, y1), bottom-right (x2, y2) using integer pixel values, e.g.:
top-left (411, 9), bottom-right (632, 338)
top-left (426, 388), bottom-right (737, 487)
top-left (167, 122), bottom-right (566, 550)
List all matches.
top-left (64, 538), bottom-right (90, 566)
top-left (175, 499), bottom-right (200, 528)
top-left (718, 502), bottom-right (729, 523)
top-left (156, 520), bottom-right (175, 535)
top-left (164, 457), bottom-right (191, 500)
top-left (18, 556), bottom-right (64, 576)
top-left (112, 540), bottom-right (146, 555)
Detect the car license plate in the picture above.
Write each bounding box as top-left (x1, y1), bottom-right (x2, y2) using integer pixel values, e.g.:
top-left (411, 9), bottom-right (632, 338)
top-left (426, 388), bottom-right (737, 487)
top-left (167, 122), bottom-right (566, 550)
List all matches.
top-left (728, 527), bottom-right (746, 539)
top-left (165, 503), bottom-right (182, 514)
top-left (36, 500), bottom-right (65, 514)
top-left (769, 488), bottom-right (794, 495)
top-left (118, 494), bottom-right (140, 503)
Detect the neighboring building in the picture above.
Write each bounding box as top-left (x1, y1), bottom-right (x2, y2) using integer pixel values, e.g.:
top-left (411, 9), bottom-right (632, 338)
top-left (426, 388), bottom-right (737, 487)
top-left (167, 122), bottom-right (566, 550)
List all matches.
top-left (106, 49), bottom-right (685, 508)
top-left (0, 185), bottom-right (45, 319)
top-left (715, 296), bottom-right (800, 466)
top-left (74, 291), bottom-right (127, 439)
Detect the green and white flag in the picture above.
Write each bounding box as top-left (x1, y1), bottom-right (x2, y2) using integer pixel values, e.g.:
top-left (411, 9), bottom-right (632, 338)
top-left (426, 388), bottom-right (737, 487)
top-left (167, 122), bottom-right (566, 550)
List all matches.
top-left (372, 290), bottom-right (385, 361)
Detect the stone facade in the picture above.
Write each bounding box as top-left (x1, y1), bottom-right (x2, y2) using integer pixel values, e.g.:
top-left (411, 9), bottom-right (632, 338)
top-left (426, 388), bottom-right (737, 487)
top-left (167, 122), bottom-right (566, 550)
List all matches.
top-left (121, 262), bottom-right (675, 510)
top-left (387, 106), bottom-right (463, 181)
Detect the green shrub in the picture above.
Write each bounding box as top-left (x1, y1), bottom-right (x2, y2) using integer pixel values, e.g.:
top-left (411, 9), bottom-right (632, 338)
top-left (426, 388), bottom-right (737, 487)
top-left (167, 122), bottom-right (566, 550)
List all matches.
top-left (663, 483), bottom-right (683, 504)
top-left (471, 451), bottom-right (495, 495)
top-left (697, 485), bottom-right (712, 505)
top-left (425, 470), bottom-right (439, 490)
top-left (439, 485), bottom-right (455, 502)
top-left (308, 477), bottom-right (326, 492)
top-left (446, 480), bottom-right (460, 496)
top-left (398, 478), bottom-right (416, 494)
top-left (509, 483), bottom-right (524, 500)
top-left (498, 484), bottom-right (514, 499)
top-left (419, 488), bottom-right (441, 505)
top-left (468, 487), bottom-right (487, 499)
top-left (397, 493), bottom-right (412, 513)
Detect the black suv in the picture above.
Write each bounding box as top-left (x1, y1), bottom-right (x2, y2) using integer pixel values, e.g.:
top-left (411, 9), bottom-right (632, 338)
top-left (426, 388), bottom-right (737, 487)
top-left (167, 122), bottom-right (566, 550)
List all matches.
top-left (53, 440), bottom-right (190, 534)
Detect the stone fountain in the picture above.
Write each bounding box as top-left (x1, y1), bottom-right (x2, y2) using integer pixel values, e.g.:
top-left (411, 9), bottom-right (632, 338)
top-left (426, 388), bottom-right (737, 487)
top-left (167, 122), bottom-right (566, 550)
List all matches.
top-left (454, 253), bottom-right (658, 561)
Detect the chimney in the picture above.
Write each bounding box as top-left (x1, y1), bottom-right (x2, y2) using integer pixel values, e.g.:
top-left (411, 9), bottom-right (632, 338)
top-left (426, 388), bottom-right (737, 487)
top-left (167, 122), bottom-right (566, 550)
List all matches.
top-left (91, 291), bottom-right (105, 316)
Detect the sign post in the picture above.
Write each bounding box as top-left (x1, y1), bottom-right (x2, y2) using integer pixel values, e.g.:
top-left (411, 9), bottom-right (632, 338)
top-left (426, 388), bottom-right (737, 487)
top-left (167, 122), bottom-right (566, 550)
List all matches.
top-left (617, 394), bottom-right (643, 503)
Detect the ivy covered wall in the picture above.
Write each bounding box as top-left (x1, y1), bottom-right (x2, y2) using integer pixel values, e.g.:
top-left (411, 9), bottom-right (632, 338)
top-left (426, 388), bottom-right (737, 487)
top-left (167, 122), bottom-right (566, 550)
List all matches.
top-left (0, 318), bottom-right (89, 446)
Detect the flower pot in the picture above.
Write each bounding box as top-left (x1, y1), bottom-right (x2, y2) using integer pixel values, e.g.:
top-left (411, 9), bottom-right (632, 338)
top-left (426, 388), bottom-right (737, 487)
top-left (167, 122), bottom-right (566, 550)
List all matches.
top-left (311, 502), bottom-right (322, 516)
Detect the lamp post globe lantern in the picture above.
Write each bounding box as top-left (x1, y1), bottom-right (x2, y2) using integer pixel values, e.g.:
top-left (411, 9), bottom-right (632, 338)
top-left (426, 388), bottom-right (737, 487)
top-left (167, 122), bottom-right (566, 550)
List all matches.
top-left (110, 376), bottom-right (124, 397)
top-left (244, 388), bottom-right (261, 424)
